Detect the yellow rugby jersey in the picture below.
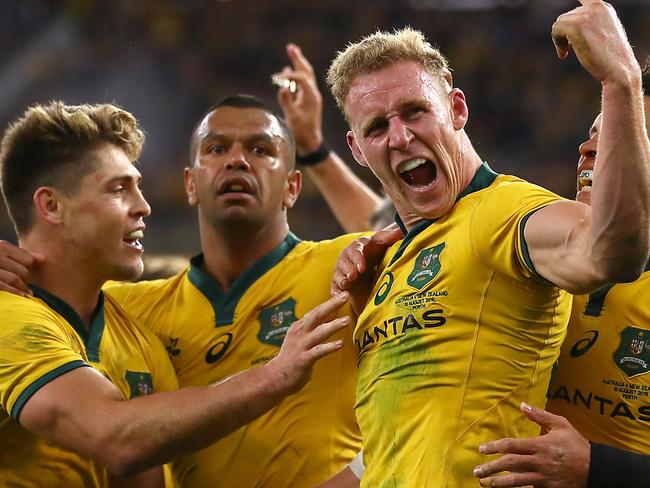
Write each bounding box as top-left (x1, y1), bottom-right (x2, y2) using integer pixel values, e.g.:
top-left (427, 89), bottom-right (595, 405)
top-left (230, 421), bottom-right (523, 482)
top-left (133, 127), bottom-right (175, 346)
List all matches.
top-left (547, 262), bottom-right (650, 454)
top-left (355, 163), bottom-right (571, 488)
top-left (0, 287), bottom-right (177, 488)
top-left (105, 232), bottom-right (362, 488)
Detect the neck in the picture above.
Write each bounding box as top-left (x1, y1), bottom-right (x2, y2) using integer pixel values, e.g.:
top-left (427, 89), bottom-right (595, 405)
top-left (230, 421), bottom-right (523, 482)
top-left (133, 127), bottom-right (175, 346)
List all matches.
top-left (21, 233), bottom-right (103, 327)
top-left (198, 215), bottom-right (290, 292)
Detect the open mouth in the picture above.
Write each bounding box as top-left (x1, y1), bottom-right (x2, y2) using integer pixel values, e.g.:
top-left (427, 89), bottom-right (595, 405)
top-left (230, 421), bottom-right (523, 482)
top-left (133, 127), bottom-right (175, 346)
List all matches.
top-left (123, 229), bottom-right (144, 250)
top-left (398, 158), bottom-right (437, 188)
top-left (578, 169), bottom-right (593, 192)
top-left (218, 176), bottom-right (255, 196)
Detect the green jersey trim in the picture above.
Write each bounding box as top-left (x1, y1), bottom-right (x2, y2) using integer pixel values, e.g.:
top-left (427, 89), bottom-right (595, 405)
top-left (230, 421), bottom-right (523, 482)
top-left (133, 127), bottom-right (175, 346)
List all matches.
top-left (390, 162), bottom-right (498, 266)
top-left (30, 286), bottom-right (106, 362)
top-left (11, 360), bottom-right (90, 422)
top-left (188, 232), bottom-right (301, 326)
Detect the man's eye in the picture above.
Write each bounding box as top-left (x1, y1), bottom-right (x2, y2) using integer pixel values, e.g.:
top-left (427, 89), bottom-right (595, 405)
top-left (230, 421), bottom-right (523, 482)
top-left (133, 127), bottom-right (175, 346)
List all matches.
top-left (253, 146), bottom-right (269, 155)
top-left (405, 106), bottom-right (425, 118)
top-left (365, 121), bottom-right (388, 137)
top-left (210, 145), bottom-right (225, 154)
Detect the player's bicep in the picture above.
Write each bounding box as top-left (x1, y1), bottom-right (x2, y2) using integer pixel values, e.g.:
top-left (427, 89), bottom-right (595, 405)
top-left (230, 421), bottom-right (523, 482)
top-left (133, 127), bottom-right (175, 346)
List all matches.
top-left (524, 200), bottom-right (603, 293)
top-left (20, 365), bottom-right (124, 456)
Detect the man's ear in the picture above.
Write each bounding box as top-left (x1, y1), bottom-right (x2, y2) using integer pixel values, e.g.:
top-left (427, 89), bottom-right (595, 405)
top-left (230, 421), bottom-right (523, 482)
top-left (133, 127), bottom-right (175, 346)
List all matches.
top-left (283, 169), bottom-right (302, 209)
top-left (449, 88), bottom-right (468, 131)
top-left (33, 187), bottom-right (64, 225)
top-left (184, 167), bottom-right (198, 207)
top-left (347, 131), bottom-right (369, 167)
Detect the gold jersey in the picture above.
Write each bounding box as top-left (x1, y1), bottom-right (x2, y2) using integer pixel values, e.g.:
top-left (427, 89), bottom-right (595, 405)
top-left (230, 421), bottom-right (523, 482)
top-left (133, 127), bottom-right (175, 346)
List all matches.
top-left (547, 262), bottom-right (650, 454)
top-left (354, 164), bottom-right (571, 487)
top-left (105, 233), bottom-right (362, 488)
top-left (0, 287), bottom-right (177, 487)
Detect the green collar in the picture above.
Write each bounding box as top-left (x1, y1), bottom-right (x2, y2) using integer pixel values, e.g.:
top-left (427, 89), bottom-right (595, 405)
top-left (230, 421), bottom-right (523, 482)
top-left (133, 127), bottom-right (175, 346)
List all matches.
top-left (390, 162), bottom-right (498, 266)
top-left (188, 232), bottom-right (301, 326)
top-left (29, 285), bottom-right (106, 362)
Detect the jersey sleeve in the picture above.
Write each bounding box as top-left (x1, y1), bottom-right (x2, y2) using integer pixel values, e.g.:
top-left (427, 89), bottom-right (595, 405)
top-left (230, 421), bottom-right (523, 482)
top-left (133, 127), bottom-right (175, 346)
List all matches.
top-left (0, 295), bottom-right (89, 421)
top-left (470, 179), bottom-right (565, 280)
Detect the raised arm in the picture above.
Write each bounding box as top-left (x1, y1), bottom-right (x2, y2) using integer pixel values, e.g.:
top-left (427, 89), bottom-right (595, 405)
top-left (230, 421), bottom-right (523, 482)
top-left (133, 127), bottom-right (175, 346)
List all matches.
top-left (18, 293), bottom-right (350, 477)
top-left (276, 43), bottom-right (382, 232)
top-left (524, 0), bottom-right (650, 294)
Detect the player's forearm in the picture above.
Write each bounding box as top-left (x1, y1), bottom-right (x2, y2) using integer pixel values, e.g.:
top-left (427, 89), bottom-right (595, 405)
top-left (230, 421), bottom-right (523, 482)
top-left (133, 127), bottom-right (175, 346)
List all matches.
top-left (306, 154), bottom-right (382, 232)
top-left (591, 82), bottom-right (650, 282)
top-left (95, 363), bottom-right (287, 476)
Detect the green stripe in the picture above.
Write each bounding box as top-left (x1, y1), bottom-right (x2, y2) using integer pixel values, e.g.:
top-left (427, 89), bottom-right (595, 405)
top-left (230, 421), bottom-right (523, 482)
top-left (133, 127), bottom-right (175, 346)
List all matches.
top-left (389, 161), bottom-right (498, 267)
top-left (11, 360), bottom-right (89, 422)
top-left (188, 232), bottom-right (301, 326)
top-left (29, 286), bottom-right (106, 362)
top-left (519, 209), bottom-right (540, 276)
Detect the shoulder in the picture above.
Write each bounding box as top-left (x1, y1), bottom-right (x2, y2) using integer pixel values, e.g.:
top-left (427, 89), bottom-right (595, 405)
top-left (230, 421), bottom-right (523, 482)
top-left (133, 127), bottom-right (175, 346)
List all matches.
top-left (104, 268), bottom-right (189, 303)
top-left (292, 232), bottom-right (368, 258)
top-left (0, 292), bottom-right (62, 327)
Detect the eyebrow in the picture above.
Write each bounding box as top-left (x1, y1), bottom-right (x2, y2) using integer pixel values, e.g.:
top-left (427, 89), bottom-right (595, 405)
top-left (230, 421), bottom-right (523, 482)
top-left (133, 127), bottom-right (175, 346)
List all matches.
top-left (200, 132), bottom-right (278, 145)
top-left (360, 99), bottom-right (428, 135)
top-left (105, 174), bottom-right (142, 186)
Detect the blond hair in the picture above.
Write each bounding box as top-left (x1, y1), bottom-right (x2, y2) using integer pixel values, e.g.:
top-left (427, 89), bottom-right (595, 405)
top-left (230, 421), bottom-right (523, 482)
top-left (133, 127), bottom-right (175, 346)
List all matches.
top-left (327, 27), bottom-right (449, 117)
top-left (0, 101), bottom-right (145, 233)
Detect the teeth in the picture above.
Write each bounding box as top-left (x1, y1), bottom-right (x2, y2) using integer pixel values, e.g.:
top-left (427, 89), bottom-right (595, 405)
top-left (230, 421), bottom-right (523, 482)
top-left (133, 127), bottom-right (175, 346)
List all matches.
top-left (581, 185), bottom-right (592, 192)
top-left (578, 170), bottom-right (593, 187)
top-left (125, 230), bottom-right (144, 240)
top-left (229, 184), bottom-right (244, 192)
top-left (399, 158), bottom-right (427, 174)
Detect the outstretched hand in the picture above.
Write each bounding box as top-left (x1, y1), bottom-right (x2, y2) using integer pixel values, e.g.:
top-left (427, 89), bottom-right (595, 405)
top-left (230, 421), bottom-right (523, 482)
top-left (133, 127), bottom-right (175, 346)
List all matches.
top-left (330, 224), bottom-right (403, 316)
top-left (267, 292), bottom-right (351, 395)
top-left (473, 403), bottom-right (590, 488)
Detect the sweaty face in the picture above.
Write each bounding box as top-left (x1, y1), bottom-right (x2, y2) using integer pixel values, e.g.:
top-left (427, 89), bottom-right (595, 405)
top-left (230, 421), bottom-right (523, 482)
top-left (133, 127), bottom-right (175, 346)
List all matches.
top-left (344, 60), bottom-right (469, 225)
top-left (61, 144), bottom-right (150, 282)
top-left (186, 107), bottom-right (298, 231)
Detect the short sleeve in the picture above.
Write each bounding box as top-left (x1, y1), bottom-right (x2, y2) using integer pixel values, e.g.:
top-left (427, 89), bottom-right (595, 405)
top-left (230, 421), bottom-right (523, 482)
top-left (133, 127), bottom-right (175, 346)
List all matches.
top-left (470, 179), bottom-right (565, 280)
top-left (0, 295), bottom-right (89, 421)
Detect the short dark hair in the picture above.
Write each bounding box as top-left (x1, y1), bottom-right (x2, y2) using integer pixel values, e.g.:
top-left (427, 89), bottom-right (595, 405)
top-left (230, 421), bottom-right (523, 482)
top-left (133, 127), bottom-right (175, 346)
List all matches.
top-left (642, 56), bottom-right (650, 95)
top-left (188, 94), bottom-right (295, 168)
top-left (0, 101), bottom-right (145, 234)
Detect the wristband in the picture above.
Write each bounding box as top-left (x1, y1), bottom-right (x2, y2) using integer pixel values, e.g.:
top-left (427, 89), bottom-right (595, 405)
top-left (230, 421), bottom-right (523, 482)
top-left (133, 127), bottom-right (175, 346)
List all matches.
top-left (348, 451), bottom-right (365, 479)
top-left (296, 142), bottom-right (330, 166)
top-left (588, 443), bottom-right (649, 488)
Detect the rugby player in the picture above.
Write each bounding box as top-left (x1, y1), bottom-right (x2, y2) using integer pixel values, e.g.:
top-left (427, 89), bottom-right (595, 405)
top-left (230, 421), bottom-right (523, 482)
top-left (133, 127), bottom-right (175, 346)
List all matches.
top-left (326, 1), bottom-right (649, 486)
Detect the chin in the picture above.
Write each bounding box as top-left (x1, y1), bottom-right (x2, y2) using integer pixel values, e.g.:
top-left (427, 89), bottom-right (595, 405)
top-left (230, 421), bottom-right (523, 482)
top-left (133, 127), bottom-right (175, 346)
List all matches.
top-left (110, 261), bottom-right (144, 282)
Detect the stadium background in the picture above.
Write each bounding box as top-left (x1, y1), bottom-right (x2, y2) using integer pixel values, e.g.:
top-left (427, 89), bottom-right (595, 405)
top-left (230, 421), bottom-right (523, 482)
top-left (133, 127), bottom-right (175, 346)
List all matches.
top-left (1, 0), bottom-right (648, 255)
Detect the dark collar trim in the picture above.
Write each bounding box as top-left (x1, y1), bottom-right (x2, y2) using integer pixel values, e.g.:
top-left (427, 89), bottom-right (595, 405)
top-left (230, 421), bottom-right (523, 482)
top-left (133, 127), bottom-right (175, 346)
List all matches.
top-left (188, 232), bottom-right (301, 326)
top-left (29, 285), bottom-right (106, 362)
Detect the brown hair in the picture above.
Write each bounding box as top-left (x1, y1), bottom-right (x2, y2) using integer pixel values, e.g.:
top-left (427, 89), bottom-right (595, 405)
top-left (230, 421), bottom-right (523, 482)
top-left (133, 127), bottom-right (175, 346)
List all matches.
top-left (327, 27), bottom-right (449, 118)
top-left (0, 101), bottom-right (145, 234)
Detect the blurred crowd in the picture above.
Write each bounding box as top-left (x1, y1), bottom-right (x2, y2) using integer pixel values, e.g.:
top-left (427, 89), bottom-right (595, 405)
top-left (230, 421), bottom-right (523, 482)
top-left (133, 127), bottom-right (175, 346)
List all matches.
top-left (1, 0), bottom-right (649, 253)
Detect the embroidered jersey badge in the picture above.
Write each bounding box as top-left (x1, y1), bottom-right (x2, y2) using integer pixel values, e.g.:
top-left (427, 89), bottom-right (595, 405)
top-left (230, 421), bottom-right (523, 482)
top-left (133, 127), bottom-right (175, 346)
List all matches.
top-left (258, 298), bottom-right (297, 346)
top-left (614, 327), bottom-right (650, 377)
top-left (407, 243), bottom-right (445, 290)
